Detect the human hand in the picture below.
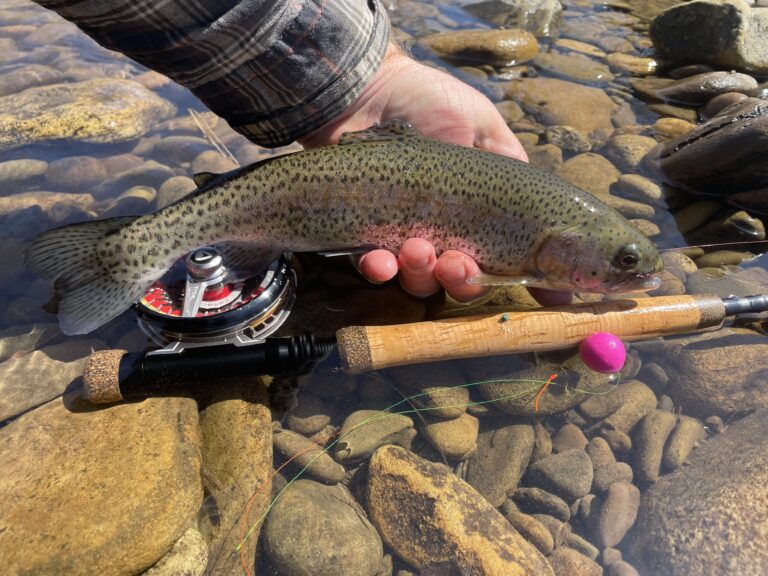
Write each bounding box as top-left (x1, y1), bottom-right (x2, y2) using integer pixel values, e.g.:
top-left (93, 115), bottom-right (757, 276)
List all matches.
top-left (300, 42), bottom-right (557, 303)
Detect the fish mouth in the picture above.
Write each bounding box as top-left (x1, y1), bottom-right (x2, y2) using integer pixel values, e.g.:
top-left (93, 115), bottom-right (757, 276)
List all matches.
top-left (605, 273), bottom-right (662, 293)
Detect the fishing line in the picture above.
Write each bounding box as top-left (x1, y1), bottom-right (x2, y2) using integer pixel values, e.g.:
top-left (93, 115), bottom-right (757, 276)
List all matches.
top-left (236, 372), bottom-right (621, 575)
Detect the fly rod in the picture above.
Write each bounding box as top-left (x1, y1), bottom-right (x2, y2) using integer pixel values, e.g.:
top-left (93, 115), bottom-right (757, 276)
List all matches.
top-left (82, 293), bottom-right (768, 403)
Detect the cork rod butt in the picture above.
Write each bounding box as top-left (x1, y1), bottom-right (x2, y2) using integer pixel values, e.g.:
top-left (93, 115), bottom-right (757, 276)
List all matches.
top-left (336, 325), bottom-right (373, 374)
top-left (83, 349), bottom-right (128, 404)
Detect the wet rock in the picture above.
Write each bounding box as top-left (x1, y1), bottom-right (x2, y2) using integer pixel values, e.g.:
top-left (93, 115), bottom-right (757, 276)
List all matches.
top-left (513, 487), bottom-right (571, 522)
top-left (527, 144), bottom-right (563, 172)
top-left (592, 462), bottom-right (633, 493)
top-left (602, 134), bottom-right (658, 173)
top-left (564, 532), bottom-right (599, 561)
top-left (532, 512), bottom-right (571, 547)
top-left (586, 437), bottom-right (615, 469)
top-left (592, 482), bottom-right (640, 548)
top-left (0, 158), bottom-right (48, 193)
top-left (506, 77), bottom-right (617, 145)
top-left (495, 100), bottom-right (525, 124)
top-left (654, 71), bottom-right (758, 105)
top-left (0, 190), bottom-right (92, 218)
top-left (555, 38), bottom-right (606, 58)
top-left (46, 156), bottom-right (108, 191)
top-left (524, 449), bottom-right (593, 501)
top-left (685, 266), bottom-right (768, 298)
top-left (190, 150), bottom-right (239, 174)
top-left (605, 53), bottom-right (657, 76)
top-left (649, 97), bottom-right (768, 195)
top-left (286, 393), bottom-right (336, 436)
top-left (686, 209), bottom-right (765, 245)
top-left (0, 64), bottom-right (66, 97)
top-left (549, 548), bottom-right (602, 576)
top-left (662, 415), bottom-right (706, 472)
top-left (500, 508), bottom-right (555, 556)
top-left (545, 125), bottom-right (592, 152)
top-left (634, 409), bottom-right (678, 483)
top-left (478, 351), bottom-right (615, 417)
top-left (609, 174), bottom-right (663, 206)
top-left (552, 423), bottom-right (588, 453)
top-left (367, 445), bottom-right (554, 575)
top-left (465, 422), bottom-right (534, 506)
top-left (661, 251), bottom-right (697, 280)
top-left (390, 362), bottom-right (470, 419)
top-left (157, 175), bottom-right (197, 208)
top-left (601, 547), bottom-right (623, 567)
top-left (264, 479), bottom-right (385, 576)
top-left (102, 153), bottom-right (144, 176)
top-left (647, 102), bottom-right (698, 123)
top-left (674, 199), bottom-right (723, 234)
top-left (630, 219), bottom-right (659, 237)
top-left (649, 328), bottom-right (768, 418)
top-left (197, 382), bottom-right (271, 575)
top-left (92, 160), bottom-right (175, 200)
top-left (650, 0), bottom-right (768, 74)
top-left (630, 410), bottom-right (768, 574)
top-left (423, 29), bottom-right (540, 66)
top-left (532, 422), bottom-right (553, 462)
top-left (421, 412), bottom-right (479, 460)
top-left (0, 323), bottom-right (58, 363)
top-left (273, 427), bottom-right (346, 483)
top-left (581, 379), bottom-right (657, 438)
top-left (727, 186), bottom-right (768, 215)
top-left (144, 526), bottom-right (207, 576)
top-left (0, 390), bottom-right (202, 575)
top-left (653, 117), bottom-right (696, 140)
top-left (556, 153), bottom-right (619, 197)
top-left (464, 0), bottom-right (564, 37)
top-left (152, 136), bottom-right (212, 164)
top-left (534, 51), bottom-right (614, 85)
top-left (604, 560), bottom-right (640, 576)
top-left (0, 79), bottom-right (175, 151)
top-left (99, 185), bottom-right (157, 217)
top-left (334, 410), bottom-right (415, 463)
top-left (701, 92), bottom-right (749, 121)
top-left (694, 250), bottom-right (755, 267)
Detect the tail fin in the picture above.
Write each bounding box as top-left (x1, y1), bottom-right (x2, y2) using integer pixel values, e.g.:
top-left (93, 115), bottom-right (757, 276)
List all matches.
top-left (25, 216), bottom-right (150, 335)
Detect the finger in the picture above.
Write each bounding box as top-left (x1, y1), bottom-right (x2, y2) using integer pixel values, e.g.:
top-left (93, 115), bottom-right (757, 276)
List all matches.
top-left (527, 287), bottom-right (573, 306)
top-left (357, 249), bottom-right (399, 284)
top-left (434, 250), bottom-right (487, 302)
top-left (397, 238), bottom-right (440, 297)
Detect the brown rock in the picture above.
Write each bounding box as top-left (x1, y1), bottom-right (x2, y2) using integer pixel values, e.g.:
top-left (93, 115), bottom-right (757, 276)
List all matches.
top-left (524, 449), bottom-right (594, 501)
top-left (424, 29), bottom-right (540, 66)
top-left (556, 153), bottom-right (619, 197)
top-left (633, 409), bottom-right (678, 483)
top-left (367, 445), bottom-right (554, 575)
top-left (273, 427), bottom-right (346, 483)
top-left (662, 415), bottom-right (706, 472)
top-left (549, 548), bottom-right (603, 576)
top-left (421, 412), bottom-right (479, 460)
top-left (602, 134), bottom-right (659, 173)
top-left (552, 423), bottom-right (588, 453)
top-left (500, 509), bottom-right (555, 556)
top-left (593, 482), bottom-right (640, 547)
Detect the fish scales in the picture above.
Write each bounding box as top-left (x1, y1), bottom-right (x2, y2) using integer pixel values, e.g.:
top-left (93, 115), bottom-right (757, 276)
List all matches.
top-left (25, 121), bottom-right (662, 335)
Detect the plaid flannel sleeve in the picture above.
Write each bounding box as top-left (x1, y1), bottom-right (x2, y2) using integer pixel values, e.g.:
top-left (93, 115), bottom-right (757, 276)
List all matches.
top-left (33, 0), bottom-right (391, 147)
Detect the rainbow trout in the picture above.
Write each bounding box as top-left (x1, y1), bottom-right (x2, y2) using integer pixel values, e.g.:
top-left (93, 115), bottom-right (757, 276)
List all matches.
top-left (26, 121), bottom-right (662, 335)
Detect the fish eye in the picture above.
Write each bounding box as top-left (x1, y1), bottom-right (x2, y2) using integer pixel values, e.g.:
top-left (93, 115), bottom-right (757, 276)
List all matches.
top-left (615, 245), bottom-right (640, 269)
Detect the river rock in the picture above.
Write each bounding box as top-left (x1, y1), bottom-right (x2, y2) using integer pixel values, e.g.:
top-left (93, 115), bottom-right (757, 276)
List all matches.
top-left (545, 125), bottom-right (592, 152)
top-left (648, 328), bottom-right (768, 417)
top-left (506, 77), bottom-right (617, 144)
top-left (46, 155), bottom-right (108, 191)
top-left (592, 481), bottom-right (640, 548)
top-left (630, 409), bottom-right (768, 574)
top-left (552, 423), bottom-right (588, 453)
top-left (500, 508), bottom-right (555, 556)
top-left (464, 0), bottom-right (564, 37)
top-left (367, 445), bottom-right (554, 575)
top-left (592, 462), bottom-right (633, 493)
top-left (465, 422), bottom-right (534, 506)
top-left (334, 410), bottom-right (415, 463)
top-left (513, 487), bottom-right (571, 522)
top-left (700, 92), bottom-right (749, 121)
top-left (524, 449), bottom-right (593, 501)
top-left (605, 53), bottom-right (657, 76)
top-left (390, 362), bottom-right (470, 419)
top-left (533, 51), bottom-right (614, 85)
top-left (0, 389), bottom-right (202, 575)
top-left (151, 136), bottom-right (212, 164)
top-left (549, 548), bottom-right (602, 576)
top-left (273, 427), bottom-right (346, 483)
top-left (286, 393), bottom-right (336, 436)
top-left (423, 29), bottom-right (540, 66)
top-left (421, 412), bottom-right (479, 460)
top-left (144, 526), bottom-right (207, 576)
top-left (0, 79), bottom-right (175, 151)
top-left (661, 415), bottom-right (706, 472)
top-left (532, 422), bottom-right (553, 462)
top-left (605, 560), bottom-right (640, 576)
top-left (157, 175), bottom-right (197, 208)
top-left (633, 409), bottom-right (677, 483)
top-left (526, 144), bottom-right (563, 172)
top-left (557, 153), bottom-right (620, 197)
top-left (0, 158), bottom-right (48, 192)
top-left (648, 97), bottom-right (768, 195)
top-left (602, 134), bottom-right (658, 173)
top-left (610, 174), bottom-right (664, 206)
top-left (555, 38), bottom-right (606, 59)
top-left (0, 190), bottom-right (92, 218)
top-left (654, 71), bottom-right (758, 105)
top-left (92, 160), bottom-right (176, 200)
top-left (0, 64), bottom-right (66, 97)
top-left (565, 532), bottom-right (599, 561)
top-left (263, 479), bottom-right (385, 576)
top-left (650, 0), bottom-right (768, 74)
top-left (191, 150), bottom-right (239, 174)
top-left (653, 117), bottom-right (695, 140)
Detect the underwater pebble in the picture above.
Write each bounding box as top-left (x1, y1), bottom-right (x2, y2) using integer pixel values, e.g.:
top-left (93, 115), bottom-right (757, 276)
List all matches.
top-left (99, 185), bottom-right (156, 218)
top-left (465, 422), bottom-right (534, 506)
top-left (534, 50), bottom-right (614, 85)
top-left (653, 117), bottom-right (696, 140)
top-left (605, 560), bottom-right (640, 576)
top-left (513, 486), bottom-right (571, 522)
top-left (157, 175), bottom-right (197, 208)
top-left (499, 508), bottom-right (554, 556)
top-left (610, 174), bottom-right (663, 206)
top-left (0, 159), bottom-right (48, 191)
top-left (531, 513), bottom-right (571, 547)
top-left (101, 153), bottom-right (144, 176)
top-left (367, 445), bottom-right (553, 575)
top-left (92, 160), bottom-right (175, 200)
top-left (526, 144), bottom-right (563, 172)
top-left (391, 362), bottom-right (470, 419)
top-left (144, 526), bottom-right (207, 576)
top-left (700, 92), bottom-right (749, 121)
top-left (46, 155), bottom-right (108, 191)
top-left (586, 436), bottom-right (616, 469)
top-left (333, 410), bottom-right (415, 463)
top-left (495, 100), bottom-right (525, 124)
top-left (655, 71), bottom-right (758, 105)
top-left (661, 251), bottom-right (697, 279)
top-left (564, 532), bottom-right (599, 561)
top-left (592, 380), bottom-right (659, 434)
top-left (552, 423), bottom-right (589, 453)
top-left (545, 125), bottom-right (591, 153)
top-left (421, 412), bottom-right (479, 460)
top-left (286, 393), bottom-right (336, 436)
top-left (634, 409), bottom-right (678, 483)
top-left (151, 136), bottom-right (212, 164)
top-left (647, 102), bottom-right (698, 123)
top-left (556, 152), bottom-right (619, 197)
top-left (662, 415), bottom-right (706, 472)
top-left (555, 38), bottom-right (605, 58)
top-left (602, 134), bottom-right (658, 173)
top-left (549, 547), bottom-right (602, 576)
top-left (190, 149), bottom-right (239, 174)
top-left (593, 481), bottom-right (640, 547)
top-left (264, 479), bottom-right (385, 576)
top-left (273, 427), bottom-right (346, 483)
top-left (423, 29), bottom-right (540, 66)
top-left (593, 461), bottom-right (634, 493)
top-left (694, 250), bottom-right (754, 268)
top-left (605, 52), bottom-right (657, 76)
top-left (630, 219), bottom-right (660, 237)
top-left (532, 422), bottom-right (553, 462)
top-left (524, 449), bottom-right (593, 501)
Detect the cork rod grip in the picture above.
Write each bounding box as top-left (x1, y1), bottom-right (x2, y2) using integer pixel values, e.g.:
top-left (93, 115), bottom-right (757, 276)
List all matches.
top-left (336, 294), bottom-right (726, 374)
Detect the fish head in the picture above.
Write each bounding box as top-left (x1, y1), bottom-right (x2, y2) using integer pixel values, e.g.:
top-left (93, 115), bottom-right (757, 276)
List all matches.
top-left (534, 221), bottom-right (663, 293)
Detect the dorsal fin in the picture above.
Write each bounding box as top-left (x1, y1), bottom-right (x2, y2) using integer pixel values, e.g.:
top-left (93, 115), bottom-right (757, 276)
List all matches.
top-left (193, 172), bottom-right (218, 188)
top-left (337, 120), bottom-right (420, 145)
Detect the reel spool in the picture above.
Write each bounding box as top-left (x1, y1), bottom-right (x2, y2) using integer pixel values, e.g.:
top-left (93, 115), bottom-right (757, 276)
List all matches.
top-left (135, 247), bottom-right (296, 347)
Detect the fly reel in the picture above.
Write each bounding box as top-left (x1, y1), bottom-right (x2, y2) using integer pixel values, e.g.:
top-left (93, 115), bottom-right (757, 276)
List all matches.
top-left (135, 247), bottom-right (296, 347)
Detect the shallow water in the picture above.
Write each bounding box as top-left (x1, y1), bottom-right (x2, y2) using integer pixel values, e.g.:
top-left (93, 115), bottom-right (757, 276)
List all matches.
top-left (1, 0), bottom-right (768, 575)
